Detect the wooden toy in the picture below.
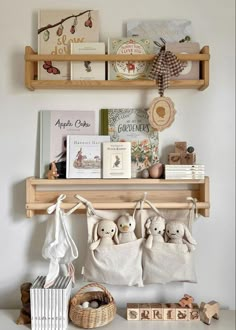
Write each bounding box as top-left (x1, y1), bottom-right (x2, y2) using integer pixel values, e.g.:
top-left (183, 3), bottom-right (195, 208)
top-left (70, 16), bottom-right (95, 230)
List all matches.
top-left (181, 152), bottom-right (196, 165)
top-left (163, 303), bottom-right (177, 320)
top-left (178, 294), bottom-right (194, 308)
top-left (47, 161), bottom-right (59, 179)
top-left (175, 141), bottom-right (187, 154)
top-left (168, 153), bottom-right (181, 165)
top-left (16, 282), bottom-right (32, 325)
top-left (139, 303), bottom-right (152, 320)
top-left (127, 303), bottom-right (140, 320)
top-left (189, 303), bottom-right (200, 320)
top-left (199, 301), bottom-right (220, 325)
top-left (168, 141), bottom-right (196, 165)
top-left (151, 303), bottom-right (164, 320)
top-left (176, 307), bottom-right (189, 320)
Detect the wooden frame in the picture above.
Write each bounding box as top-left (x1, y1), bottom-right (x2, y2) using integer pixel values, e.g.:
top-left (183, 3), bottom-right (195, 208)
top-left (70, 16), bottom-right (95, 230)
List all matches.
top-left (25, 176), bottom-right (210, 218)
top-left (24, 46), bottom-right (210, 91)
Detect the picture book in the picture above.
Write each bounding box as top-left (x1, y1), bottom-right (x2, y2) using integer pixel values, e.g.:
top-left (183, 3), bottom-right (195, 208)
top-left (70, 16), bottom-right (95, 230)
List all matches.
top-left (39, 110), bottom-right (96, 178)
top-left (66, 135), bottom-right (110, 178)
top-left (108, 37), bottom-right (153, 80)
top-left (70, 42), bottom-right (105, 80)
top-left (103, 142), bottom-right (131, 179)
top-left (38, 9), bottom-right (99, 80)
top-left (100, 109), bottom-right (159, 178)
top-left (127, 19), bottom-right (192, 52)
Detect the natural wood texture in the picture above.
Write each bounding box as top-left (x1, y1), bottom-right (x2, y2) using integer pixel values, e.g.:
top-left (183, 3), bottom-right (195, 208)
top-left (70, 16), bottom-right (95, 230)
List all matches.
top-left (24, 46), bottom-right (210, 91)
top-left (25, 176), bottom-right (210, 218)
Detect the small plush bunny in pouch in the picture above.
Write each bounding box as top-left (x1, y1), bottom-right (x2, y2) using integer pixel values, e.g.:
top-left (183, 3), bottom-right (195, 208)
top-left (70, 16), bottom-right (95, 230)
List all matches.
top-left (42, 194), bottom-right (78, 288)
top-left (145, 215), bottom-right (165, 248)
top-left (90, 219), bottom-right (119, 250)
top-left (165, 221), bottom-right (197, 252)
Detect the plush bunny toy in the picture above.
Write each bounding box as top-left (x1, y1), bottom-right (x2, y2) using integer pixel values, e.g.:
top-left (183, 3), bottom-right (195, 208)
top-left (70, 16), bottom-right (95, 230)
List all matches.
top-left (145, 216), bottom-right (165, 249)
top-left (90, 220), bottom-right (119, 250)
top-left (165, 221), bottom-right (197, 252)
top-left (117, 213), bottom-right (137, 244)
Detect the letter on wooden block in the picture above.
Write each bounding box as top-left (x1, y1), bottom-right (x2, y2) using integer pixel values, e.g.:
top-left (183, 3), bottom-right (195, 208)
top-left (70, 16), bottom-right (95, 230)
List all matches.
top-left (168, 153), bottom-right (181, 164)
top-left (176, 308), bottom-right (189, 321)
top-left (127, 303), bottom-right (139, 320)
top-left (181, 152), bottom-right (196, 165)
top-left (139, 304), bottom-right (152, 320)
top-left (175, 142), bottom-right (187, 154)
top-left (189, 304), bottom-right (200, 321)
top-left (163, 304), bottom-right (176, 320)
top-left (151, 303), bottom-right (163, 320)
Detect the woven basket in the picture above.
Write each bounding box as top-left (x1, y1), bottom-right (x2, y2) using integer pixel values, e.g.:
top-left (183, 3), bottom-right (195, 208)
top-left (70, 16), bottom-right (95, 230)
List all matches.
top-left (69, 282), bottom-right (117, 328)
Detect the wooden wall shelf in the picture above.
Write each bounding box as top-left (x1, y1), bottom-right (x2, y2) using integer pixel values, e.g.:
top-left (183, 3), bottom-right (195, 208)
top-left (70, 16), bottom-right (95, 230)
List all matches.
top-left (25, 176), bottom-right (210, 218)
top-left (24, 45), bottom-right (210, 91)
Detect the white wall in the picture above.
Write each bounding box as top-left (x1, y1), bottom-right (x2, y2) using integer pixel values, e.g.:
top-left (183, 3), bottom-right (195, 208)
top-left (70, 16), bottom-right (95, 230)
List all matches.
top-left (0, 0), bottom-right (235, 310)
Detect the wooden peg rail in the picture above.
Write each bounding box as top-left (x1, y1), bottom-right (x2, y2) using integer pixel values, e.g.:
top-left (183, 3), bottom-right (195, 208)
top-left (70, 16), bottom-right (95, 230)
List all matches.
top-left (25, 176), bottom-right (210, 218)
top-left (24, 45), bottom-right (210, 91)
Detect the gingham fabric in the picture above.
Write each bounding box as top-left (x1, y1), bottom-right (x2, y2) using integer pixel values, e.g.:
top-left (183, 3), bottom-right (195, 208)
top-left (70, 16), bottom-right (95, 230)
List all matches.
top-left (149, 50), bottom-right (184, 96)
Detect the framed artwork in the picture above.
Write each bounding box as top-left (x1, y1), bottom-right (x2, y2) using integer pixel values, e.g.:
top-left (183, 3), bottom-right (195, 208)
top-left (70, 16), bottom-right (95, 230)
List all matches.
top-left (147, 97), bottom-right (176, 131)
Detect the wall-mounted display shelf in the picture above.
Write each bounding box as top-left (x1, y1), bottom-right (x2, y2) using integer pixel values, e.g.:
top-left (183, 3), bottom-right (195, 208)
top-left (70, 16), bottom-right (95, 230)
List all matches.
top-left (24, 45), bottom-right (210, 91)
top-left (25, 176), bottom-right (210, 218)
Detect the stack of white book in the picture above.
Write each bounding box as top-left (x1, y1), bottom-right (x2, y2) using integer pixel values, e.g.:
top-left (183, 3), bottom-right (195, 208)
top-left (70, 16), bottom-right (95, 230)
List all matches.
top-left (30, 275), bottom-right (72, 330)
top-left (165, 164), bottom-right (205, 179)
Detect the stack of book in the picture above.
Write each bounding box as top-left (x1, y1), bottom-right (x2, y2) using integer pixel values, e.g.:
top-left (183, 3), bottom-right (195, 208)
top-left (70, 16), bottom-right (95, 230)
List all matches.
top-left (165, 164), bottom-right (205, 179)
top-left (30, 275), bottom-right (72, 330)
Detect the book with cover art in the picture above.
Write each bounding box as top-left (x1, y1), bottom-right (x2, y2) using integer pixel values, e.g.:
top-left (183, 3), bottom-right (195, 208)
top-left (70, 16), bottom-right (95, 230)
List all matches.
top-left (101, 109), bottom-right (159, 178)
top-left (108, 37), bottom-right (153, 80)
top-left (127, 19), bottom-right (192, 52)
top-left (103, 142), bottom-right (131, 179)
top-left (39, 110), bottom-right (96, 178)
top-left (70, 42), bottom-right (105, 80)
top-left (66, 135), bottom-right (110, 178)
top-left (38, 9), bottom-right (99, 80)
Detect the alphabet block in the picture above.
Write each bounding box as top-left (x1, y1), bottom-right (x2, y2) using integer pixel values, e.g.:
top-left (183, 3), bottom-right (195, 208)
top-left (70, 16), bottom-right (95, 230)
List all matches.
top-left (176, 308), bottom-right (189, 321)
top-left (150, 303), bottom-right (163, 320)
top-left (189, 303), bottom-right (200, 321)
top-left (168, 153), bottom-right (181, 164)
top-left (181, 152), bottom-right (196, 165)
top-left (139, 304), bottom-right (152, 320)
top-left (163, 303), bottom-right (176, 320)
top-left (127, 303), bottom-right (139, 320)
top-left (175, 141), bottom-right (187, 154)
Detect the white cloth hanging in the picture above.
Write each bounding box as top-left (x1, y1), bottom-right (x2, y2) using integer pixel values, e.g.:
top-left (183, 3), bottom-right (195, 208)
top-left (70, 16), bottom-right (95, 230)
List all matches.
top-left (42, 194), bottom-right (79, 288)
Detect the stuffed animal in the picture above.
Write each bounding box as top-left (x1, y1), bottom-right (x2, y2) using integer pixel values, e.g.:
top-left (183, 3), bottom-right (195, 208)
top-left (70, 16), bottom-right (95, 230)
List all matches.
top-left (117, 213), bottom-right (137, 244)
top-left (16, 282), bottom-right (32, 325)
top-left (165, 221), bottom-right (197, 251)
top-left (145, 216), bottom-right (165, 249)
top-left (90, 220), bottom-right (119, 250)
top-left (47, 161), bottom-right (59, 179)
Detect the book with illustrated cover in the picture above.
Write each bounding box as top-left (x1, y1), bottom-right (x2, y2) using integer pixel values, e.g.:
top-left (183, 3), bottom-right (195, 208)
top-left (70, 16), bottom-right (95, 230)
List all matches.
top-left (103, 142), bottom-right (131, 178)
top-left (127, 19), bottom-right (192, 52)
top-left (38, 9), bottom-right (99, 80)
top-left (70, 42), bottom-right (105, 80)
top-left (39, 110), bottom-right (96, 178)
top-left (101, 109), bottom-right (159, 178)
top-left (108, 37), bottom-right (153, 80)
top-left (66, 135), bottom-right (110, 178)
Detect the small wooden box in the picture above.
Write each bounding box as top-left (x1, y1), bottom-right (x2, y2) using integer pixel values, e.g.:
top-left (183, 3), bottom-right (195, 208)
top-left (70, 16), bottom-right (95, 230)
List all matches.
top-left (189, 303), bottom-right (200, 321)
top-left (163, 303), bottom-right (176, 320)
top-left (181, 152), bottom-right (196, 165)
top-left (151, 303), bottom-right (163, 320)
top-left (168, 153), bottom-right (181, 164)
top-left (127, 303), bottom-right (140, 320)
top-left (175, 142), bottom-right (187, 154)
top-left (139, 303), bottom-right (152, 320)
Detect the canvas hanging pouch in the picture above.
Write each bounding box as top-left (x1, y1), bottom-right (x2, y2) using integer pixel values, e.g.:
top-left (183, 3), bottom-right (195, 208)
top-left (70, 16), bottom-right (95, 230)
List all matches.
top-left (42, 194), bottom-right (79, 288)
top-left (134, 196), bottom-right (198, 284)
top-left (72, 195), bottom-right (144, 287)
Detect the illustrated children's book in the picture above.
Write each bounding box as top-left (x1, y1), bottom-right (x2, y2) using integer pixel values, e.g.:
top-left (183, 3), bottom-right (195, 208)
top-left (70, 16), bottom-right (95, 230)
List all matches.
top-left (70, 42), bottom-right (105, 80)
top-left (102, 142), bottom-right (131, 179)
top-left (108, 37), bottom-right (153, 80)
top-left (39, 110), bottom-right (96, 178)
top-left (38, 9), bottom-right (99, 80)
top-left (66, 135), bottom-right (110, 178)
top-left (101, 109), bottom-right (159, 178)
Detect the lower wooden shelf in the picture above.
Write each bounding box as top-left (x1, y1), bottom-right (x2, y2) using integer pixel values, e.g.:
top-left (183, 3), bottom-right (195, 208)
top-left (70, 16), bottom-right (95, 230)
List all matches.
top-left (26, 176), bottom-right (210, 218)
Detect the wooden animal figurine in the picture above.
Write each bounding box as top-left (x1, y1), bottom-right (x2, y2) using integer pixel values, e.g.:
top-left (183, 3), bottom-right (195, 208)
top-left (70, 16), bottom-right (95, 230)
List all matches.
top-left (200, 301), bottom-right (220, 325)
top-left (165, 221), bottom-right (197, 252)
top-left (90, 220), bottom-right (119, 250)
top-left (178, 294), bottom-right (194, 308)
top-left (47, 161), bottom-right (59, 179)
top-left (16, 282), bottom-right (32, 324)
top-left (117, 213), bottom-right (137, 244)
top-left (145, 216), bottom-right (165, 248)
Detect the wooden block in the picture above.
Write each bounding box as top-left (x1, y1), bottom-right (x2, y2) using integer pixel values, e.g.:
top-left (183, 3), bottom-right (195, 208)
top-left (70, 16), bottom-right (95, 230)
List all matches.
top-left (189, 303), bottom-right (200, 321)
top-left (168, 153), bottom-right (181, 164)
top-left (175, 141), bottom-right (187, 154)
top-left (139, 303), bottom-right (152, 320)
top-left (181, 152), bottom-right (196, 165)
top-left (150, 303), bottom-right (163, 320)
top-left (127, 303), bottom-right (140, 320)
top-left (163, 303), bottom-right (176, 320)
top-left (176, 307), bottom-right (189, 321)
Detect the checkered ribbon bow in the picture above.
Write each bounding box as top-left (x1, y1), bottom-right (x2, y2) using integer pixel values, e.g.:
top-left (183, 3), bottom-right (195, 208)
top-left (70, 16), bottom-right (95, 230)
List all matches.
top-left (149, 50), bottom-right (184, 96)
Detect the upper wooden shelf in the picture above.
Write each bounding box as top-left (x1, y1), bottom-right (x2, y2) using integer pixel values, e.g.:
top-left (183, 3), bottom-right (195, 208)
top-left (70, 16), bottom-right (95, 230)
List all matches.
top-left (24, 45), bottom-right (210, 91)
top-left (26, 176), bottom-right (210, 218)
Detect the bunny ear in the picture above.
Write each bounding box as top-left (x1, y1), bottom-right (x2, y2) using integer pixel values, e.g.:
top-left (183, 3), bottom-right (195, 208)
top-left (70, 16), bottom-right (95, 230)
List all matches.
top-left (113, 225), bottom-right (119, 244)
top-left (145, 218), bottom-right (151, 229)
top-left (184, 225), bottom-right (197, 245)
top-left (93, 222), bottom-right (99, 242)
top-left (145, 235), bottom-right (153, 249)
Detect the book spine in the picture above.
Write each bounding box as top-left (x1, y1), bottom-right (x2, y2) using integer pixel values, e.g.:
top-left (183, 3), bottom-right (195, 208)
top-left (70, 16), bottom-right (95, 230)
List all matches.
top-left (100, 109), bottom-right (108, 135)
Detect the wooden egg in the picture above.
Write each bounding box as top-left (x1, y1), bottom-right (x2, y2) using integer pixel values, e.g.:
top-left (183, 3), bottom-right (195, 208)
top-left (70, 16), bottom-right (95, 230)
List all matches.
top-left (141, 168), bottom-right (150, 178)
top-left (148, 163), bottom-right (163, 178)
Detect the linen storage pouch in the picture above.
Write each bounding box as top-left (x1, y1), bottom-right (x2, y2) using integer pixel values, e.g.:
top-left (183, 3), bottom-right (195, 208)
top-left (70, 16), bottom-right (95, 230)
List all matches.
top-left (72, 195), bottom-right (143, 287)
top-left (135, 198), bottom-right (198, 284)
